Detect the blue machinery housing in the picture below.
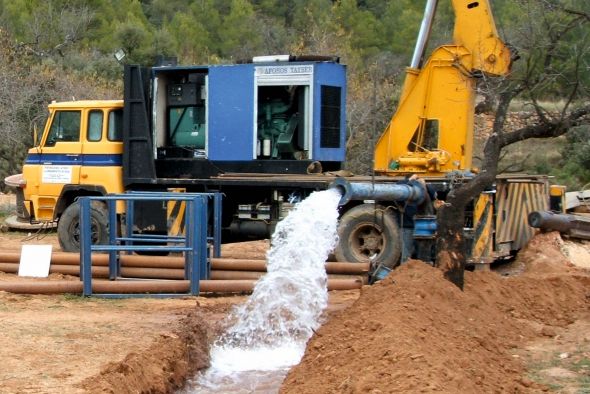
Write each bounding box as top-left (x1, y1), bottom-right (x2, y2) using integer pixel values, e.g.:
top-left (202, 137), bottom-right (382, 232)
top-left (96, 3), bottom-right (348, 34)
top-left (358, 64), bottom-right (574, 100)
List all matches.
top-left (123, 60), bottom-right (348, 187)
top-left (153, 61), bottom-right (347, 162)
top-left (79, 192), bottom-right (222, 297)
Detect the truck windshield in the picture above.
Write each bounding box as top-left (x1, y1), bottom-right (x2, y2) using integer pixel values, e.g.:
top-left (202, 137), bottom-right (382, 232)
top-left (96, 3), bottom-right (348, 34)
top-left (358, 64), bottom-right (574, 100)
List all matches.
top-left (45, 110), bottom-right (81, 146)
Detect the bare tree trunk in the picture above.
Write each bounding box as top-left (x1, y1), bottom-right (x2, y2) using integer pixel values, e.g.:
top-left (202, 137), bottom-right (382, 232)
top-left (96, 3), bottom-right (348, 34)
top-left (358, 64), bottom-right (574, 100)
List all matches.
top-left (435, 203), bottom-right (466, 289)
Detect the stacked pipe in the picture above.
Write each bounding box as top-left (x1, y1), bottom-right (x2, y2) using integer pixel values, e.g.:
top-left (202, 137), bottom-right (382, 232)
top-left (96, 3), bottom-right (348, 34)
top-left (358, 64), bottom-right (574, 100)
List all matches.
top-left (0, 251), bottom-right (367, 295)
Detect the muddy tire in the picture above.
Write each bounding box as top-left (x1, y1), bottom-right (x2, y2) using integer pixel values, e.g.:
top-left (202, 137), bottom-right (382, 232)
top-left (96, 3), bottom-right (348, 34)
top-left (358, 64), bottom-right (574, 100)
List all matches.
top-left (57, 201), bottom-right (109, 252)
top-left (334, 203), bottom-right (401, 266)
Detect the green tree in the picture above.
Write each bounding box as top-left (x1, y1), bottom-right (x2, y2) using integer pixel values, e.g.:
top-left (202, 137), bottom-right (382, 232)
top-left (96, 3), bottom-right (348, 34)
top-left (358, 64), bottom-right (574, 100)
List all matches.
top-left (219, 0), bottom-right (264, 60)
top-left (142, 0), bottom-right (190, 27)
top-left (381, 1), bottom-right (424, 59)
top-left (554, 126), bottom-right (590, 189)
top-left (334, 0), bottom-right (386, 63)
top-left (167, 0), bottom-right (222, 64)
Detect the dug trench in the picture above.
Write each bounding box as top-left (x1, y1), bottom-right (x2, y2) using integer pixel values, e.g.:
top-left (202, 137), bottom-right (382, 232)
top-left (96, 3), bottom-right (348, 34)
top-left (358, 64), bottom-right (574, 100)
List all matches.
top-left (75, 232), bottom-right (589, 393)
top-left (0, 232), bottom-right (589, 393)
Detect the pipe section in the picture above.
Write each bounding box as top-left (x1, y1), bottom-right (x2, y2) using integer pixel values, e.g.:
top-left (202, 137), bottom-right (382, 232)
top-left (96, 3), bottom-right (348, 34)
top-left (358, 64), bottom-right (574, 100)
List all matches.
top-left (528, 211), bottom-right (590, 240)
top-left (210, 270), bottom-right (264, 280)
top-left (0, 278), bottom-right (362, 295)
top-left (0, 252), bottom-right (369, 274)
top-left (0, 263), bottom-right (110, 278)
top-left (210, 258), bottom-right (267, 271)
top-left (0, 262), bottom-right (270, 281)
top-left (330, 177), bottom-right (426, 206)
top-left (411, 0), bottom-right (438, 69)
top-left (0, 260), bottom-right (368, 283)
top-left (325, 262), bottom-right (369, 274)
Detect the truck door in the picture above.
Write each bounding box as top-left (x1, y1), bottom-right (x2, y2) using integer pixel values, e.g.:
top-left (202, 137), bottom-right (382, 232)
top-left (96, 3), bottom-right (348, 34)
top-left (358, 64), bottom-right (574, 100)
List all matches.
top-left (80, 108), bottom-right (125, 194)
top-left (36, 109), bottom-right (83, 220)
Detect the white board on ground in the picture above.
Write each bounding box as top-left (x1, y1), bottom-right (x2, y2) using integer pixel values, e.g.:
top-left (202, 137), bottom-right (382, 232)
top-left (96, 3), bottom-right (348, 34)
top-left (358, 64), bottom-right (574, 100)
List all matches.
top-left (18, 245), bottom-right (52, 277)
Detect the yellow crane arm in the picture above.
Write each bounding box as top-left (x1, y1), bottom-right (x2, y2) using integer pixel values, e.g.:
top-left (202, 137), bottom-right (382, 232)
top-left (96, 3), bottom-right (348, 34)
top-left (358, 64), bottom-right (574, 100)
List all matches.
top-left (374, 0), bottom-right (512, 176)
top-left (453, 0), bottom-right (512, 76)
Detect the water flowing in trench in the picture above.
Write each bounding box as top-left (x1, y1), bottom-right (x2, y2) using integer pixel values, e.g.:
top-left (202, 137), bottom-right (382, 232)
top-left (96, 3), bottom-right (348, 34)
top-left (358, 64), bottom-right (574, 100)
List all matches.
top-left (183, 188), bottom-right (341, 393)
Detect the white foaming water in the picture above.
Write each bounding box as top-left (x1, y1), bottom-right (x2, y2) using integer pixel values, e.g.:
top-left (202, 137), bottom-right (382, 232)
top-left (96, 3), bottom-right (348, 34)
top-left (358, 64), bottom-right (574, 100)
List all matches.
top-left (183, 189), bottom-right (341, 393)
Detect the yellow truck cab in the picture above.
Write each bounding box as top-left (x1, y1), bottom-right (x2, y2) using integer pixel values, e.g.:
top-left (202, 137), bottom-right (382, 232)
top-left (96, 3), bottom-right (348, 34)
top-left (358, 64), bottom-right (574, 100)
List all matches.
top-left (16, 100), bottom-right (124, 250)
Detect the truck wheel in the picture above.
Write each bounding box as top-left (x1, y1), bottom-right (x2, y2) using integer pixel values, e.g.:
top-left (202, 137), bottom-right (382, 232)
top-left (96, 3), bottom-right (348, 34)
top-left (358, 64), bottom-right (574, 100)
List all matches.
top-left (334, 203), bottom-right (401, 266)
top-left (58, 201), bottom-right (109, 252)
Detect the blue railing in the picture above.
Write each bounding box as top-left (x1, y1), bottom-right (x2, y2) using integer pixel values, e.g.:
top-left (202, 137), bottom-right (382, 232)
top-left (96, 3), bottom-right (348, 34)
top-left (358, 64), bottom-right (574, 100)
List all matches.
top-left (78, 192), bottom-right (222, 297)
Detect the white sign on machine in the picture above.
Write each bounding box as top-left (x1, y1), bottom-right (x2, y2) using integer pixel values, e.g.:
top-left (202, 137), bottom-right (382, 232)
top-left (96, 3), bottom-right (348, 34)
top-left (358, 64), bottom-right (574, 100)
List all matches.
top-left (255, 65), bottom-right (313, 85)
top-left (42, 165), bottom-right (73, 184)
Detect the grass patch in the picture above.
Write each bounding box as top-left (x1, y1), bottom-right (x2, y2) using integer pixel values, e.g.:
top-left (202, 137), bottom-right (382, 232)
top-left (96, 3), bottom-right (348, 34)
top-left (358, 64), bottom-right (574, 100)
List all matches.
top-left (61, 294), bottom-right (125, 306)
top-left (527, 351), bottom-right (590, 393)
top-left (572, 357), bottom-right (590, 372)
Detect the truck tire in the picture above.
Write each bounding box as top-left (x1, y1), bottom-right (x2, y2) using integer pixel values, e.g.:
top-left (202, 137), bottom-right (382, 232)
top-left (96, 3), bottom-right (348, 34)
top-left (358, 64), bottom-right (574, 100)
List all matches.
top-left (58, 201), bottom-right (109, 252)
top-left (334, 203), bottom-right (401, 267)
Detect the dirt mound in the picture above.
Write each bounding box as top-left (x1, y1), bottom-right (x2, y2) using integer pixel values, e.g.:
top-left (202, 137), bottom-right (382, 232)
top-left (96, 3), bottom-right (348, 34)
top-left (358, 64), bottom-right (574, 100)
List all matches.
top-left (513, 231), bottom-right (575, 274)
top-left (282, 245), bottom-right (589, 393)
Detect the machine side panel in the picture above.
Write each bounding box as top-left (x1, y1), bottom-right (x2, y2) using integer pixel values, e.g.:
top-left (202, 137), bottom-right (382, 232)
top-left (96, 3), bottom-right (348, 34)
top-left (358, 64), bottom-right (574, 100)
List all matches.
top-left (313, 63), bottom-right (347, 162)
top-left (207, 66), bottom-right (255, 161)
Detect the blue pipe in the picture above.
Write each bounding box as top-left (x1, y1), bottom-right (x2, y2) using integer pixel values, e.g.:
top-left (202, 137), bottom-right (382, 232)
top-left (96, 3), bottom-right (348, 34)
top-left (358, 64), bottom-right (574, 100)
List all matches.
top-left (330, 177), bottom-right (425, 206)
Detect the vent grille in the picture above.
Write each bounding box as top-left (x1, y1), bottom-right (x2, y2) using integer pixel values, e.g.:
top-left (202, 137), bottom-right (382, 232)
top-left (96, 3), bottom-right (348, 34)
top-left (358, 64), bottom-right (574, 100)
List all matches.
top-left (320, 86), bottom-right (341, 148)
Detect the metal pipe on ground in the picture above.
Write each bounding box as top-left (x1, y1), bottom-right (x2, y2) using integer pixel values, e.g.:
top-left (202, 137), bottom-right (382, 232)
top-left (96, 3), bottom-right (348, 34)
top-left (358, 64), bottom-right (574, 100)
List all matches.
top-left (211, 258), bottom-right (266, 271)
top-left (0, 252), bottom-right (110, 266)
top-left (0, 252), bottom-right (369, 275)
top-left (528, 210), bottom-right (590, 240)
top-left (0, 262), bottom-right (110, 278)
top-left (211, 259), bottom-right (370, 275)
top-left (0, 262), bottom-right (265, 280)
top-left (0, 278), bottom-right (362, 295)
top-left (210, 270), bottom-right (264, 280)
top-left (0, 261), bottom-right (365, 283)
top-left (219, 251), bottom-right (267, 260)
top-left (325, 262), bottom-right (369, 275)
top-left (0, 252), bottom-right (189, 267)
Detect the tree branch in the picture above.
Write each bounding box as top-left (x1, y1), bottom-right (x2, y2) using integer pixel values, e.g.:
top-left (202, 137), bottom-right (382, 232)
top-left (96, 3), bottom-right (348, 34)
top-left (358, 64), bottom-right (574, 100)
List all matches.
top-left (500, 105), bottom-right (590, 147)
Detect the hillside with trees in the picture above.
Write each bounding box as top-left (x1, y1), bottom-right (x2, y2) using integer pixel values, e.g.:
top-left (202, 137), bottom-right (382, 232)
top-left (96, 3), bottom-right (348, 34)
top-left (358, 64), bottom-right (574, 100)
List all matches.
top-left (0, 0), bottom-right (588, 190)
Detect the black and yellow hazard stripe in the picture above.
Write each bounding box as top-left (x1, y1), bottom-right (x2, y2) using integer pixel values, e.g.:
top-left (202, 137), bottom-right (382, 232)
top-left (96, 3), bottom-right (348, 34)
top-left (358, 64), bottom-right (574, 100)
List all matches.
top-left (167, 188), bottom-right (186, 236)
top-left (495, 179), bottom-right (549, 252)
top-left (470, 193), bottom-right (493, 262)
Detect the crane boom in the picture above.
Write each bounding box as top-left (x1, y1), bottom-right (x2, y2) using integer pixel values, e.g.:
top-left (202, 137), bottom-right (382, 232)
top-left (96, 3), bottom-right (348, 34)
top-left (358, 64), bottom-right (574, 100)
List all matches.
top-left (374, 0), bottom-right (512, 176)
top-left (453, 0), bottom-right (512, 76)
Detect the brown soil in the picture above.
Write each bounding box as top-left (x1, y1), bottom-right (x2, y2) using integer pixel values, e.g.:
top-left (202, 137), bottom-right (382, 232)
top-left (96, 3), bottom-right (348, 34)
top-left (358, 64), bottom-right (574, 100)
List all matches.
top-left (0, 234), bottom-right (255, 394)
top-left (0, 293), bottom-right (250, 394)
top-left (281, 232), bottom-right (590, 393)
top-left (0, 227), bottom-right (589, 393)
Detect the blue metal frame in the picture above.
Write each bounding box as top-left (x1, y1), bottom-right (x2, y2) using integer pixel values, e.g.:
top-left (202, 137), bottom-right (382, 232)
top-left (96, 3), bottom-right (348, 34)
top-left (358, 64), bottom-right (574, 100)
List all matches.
top-left (78, 192), bottom-right (222, 298)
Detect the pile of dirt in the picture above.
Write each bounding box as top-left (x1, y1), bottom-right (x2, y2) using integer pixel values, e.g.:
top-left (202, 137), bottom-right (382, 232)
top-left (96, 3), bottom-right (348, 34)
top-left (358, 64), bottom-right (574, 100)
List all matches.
top-left (282, 234), bottom-right (590, 393)
top-left (513, 231), bottom-right (577, 274)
